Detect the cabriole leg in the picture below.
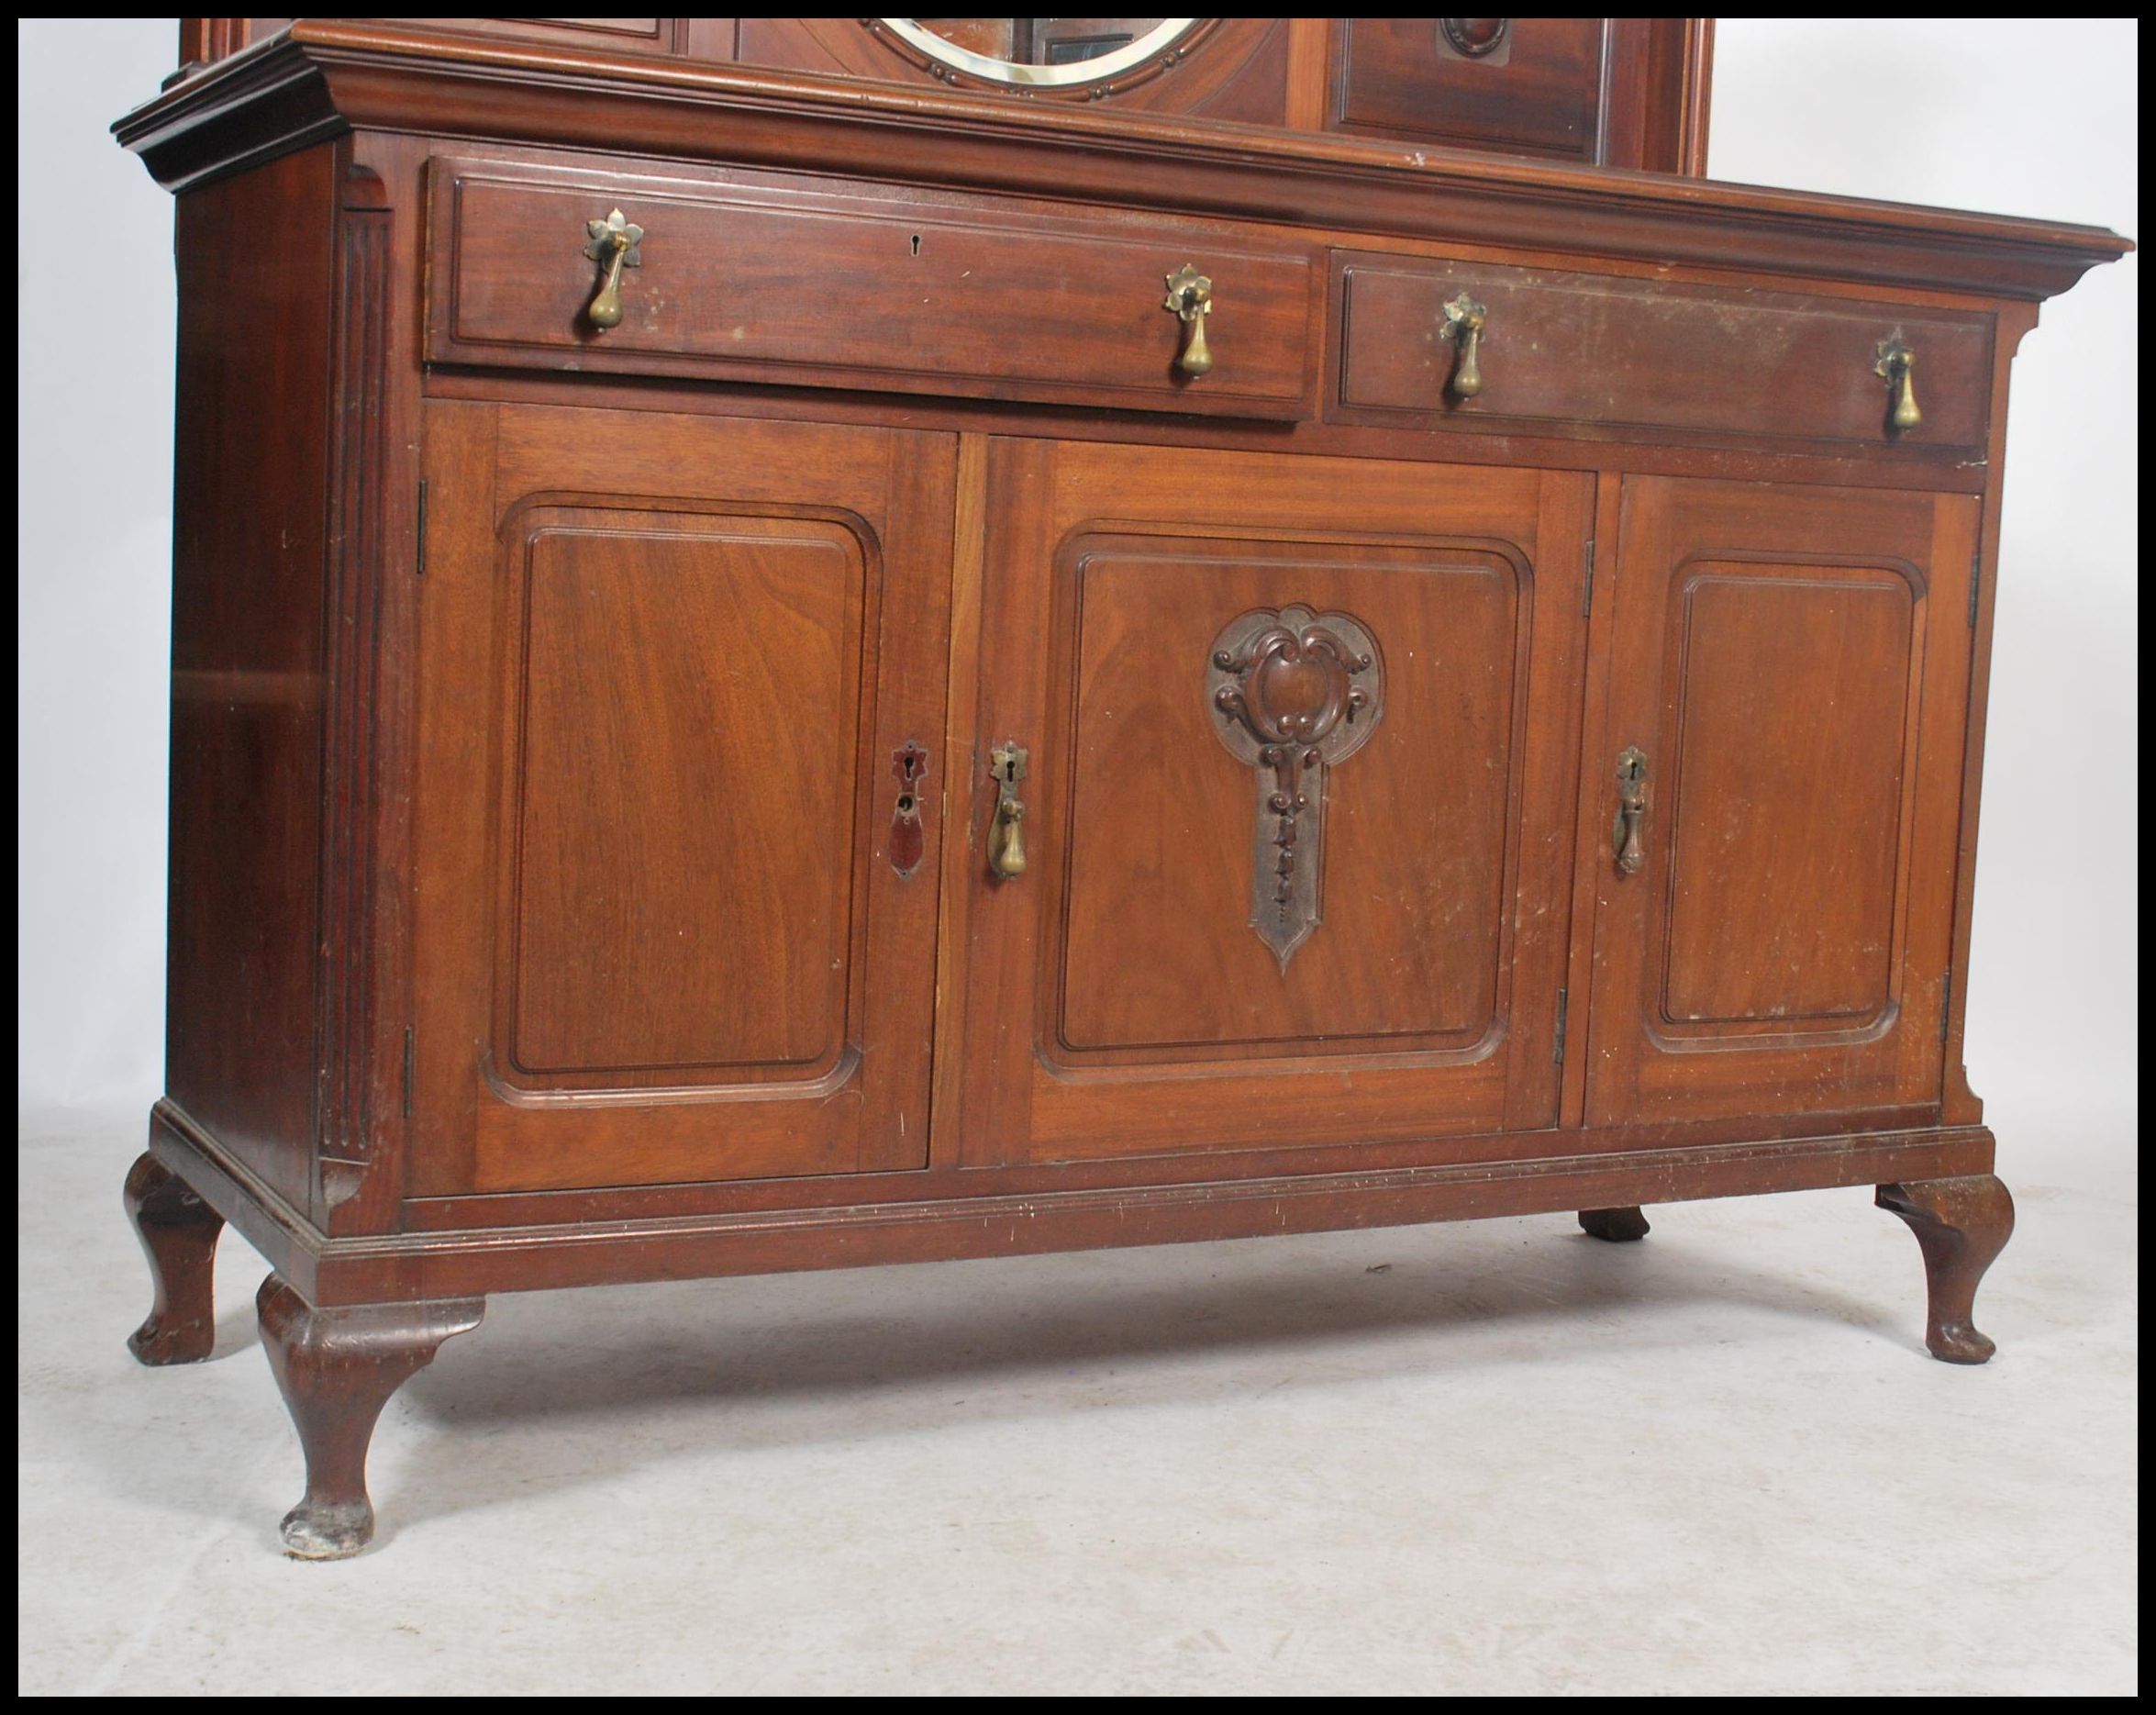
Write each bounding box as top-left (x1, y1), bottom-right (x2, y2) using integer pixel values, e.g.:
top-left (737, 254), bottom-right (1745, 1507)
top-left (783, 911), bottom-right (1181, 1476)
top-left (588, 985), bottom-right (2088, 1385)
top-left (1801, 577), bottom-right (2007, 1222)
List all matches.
top-left (123, 1152), bottom-right (225, 1364)
top-left (1875, 1175), bottom-right (2015, 1364)
top-left (256, 1275), bottom-right (484, 1559)
top-left (1578, 1206), bottom-right (1651, 1242)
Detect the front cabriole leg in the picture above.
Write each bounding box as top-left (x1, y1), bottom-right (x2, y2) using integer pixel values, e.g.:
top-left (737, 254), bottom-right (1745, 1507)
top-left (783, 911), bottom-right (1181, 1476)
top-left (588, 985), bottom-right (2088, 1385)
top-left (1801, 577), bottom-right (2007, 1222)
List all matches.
top-left (124, 1152), bottom-right (226, 1364)
top-left (1875, 1175), bottom-right (2016, 1364)
top-left (257, 1275), bottom-right (484, 1559)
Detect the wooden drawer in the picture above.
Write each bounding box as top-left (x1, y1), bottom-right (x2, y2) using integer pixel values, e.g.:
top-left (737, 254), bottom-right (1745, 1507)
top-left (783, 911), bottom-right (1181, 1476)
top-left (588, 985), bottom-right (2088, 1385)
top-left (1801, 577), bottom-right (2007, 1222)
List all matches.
top-left (427, 157), bottom-right (1320, 419)
top-left (1336, 254), bottom-right (1993, 453)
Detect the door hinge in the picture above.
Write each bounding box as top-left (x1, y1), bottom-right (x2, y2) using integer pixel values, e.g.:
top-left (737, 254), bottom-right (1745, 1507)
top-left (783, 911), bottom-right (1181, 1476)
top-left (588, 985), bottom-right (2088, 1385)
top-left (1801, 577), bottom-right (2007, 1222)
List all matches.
top-left (1968, 549), bottom-right (1982, 628)
top-left (416, 480), bottom-right (428, 577)
top-left (402, 1026), bottom-right (415, 1118)
top-left (1583, 540), bottom-right (1595, 615)
top-left (1939, 973), bottom-right (1953, 1042)
top-left (1553, 986), bottom-right (1570, 1064)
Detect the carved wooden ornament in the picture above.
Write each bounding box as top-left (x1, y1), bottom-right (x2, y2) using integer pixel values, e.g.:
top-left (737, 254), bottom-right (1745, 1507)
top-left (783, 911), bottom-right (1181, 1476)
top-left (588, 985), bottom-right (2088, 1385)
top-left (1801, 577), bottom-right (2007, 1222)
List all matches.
top-left (1207, 606), bottom-right (1384, 971)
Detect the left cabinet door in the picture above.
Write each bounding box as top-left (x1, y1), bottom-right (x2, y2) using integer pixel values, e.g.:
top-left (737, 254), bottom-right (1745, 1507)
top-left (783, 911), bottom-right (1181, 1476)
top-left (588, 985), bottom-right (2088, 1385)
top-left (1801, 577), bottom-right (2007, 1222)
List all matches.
top-left (411, 404), bottom-right (956, 1194)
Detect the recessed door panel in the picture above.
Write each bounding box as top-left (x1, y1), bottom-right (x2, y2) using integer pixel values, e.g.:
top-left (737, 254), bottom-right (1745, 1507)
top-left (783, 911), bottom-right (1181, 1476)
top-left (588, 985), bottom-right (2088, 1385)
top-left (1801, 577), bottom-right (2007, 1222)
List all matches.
top-left (414, 404), bottom-right (953, 1193)
top-left (1333, 17), bottom-right (1606, 159)
top-left (949, 440), bottom-right (1589, 1165)
top-left (1057, 536), bottom-right (1521, 1055)
top-left (1584, 477), bottom-right (1977, 1128)
top-left (1661, 568), bottom-right (1914, 1029)
top-left (507, 509), bottom-right (861, 1080)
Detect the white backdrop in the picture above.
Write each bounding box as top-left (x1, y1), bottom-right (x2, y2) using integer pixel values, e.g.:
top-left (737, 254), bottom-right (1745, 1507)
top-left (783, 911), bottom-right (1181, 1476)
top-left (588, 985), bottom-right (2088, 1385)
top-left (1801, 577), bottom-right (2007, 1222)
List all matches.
top-left (16, 22), bottom-right (2139, 1176)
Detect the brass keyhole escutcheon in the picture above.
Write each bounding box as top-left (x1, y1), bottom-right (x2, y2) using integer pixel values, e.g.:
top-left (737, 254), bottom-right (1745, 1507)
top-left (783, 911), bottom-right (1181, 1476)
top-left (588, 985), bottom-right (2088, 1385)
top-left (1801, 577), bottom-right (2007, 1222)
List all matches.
top-left (1163, 263), bottom-right (1215, 377)
top-left (582, 207), bottom-right (645, 331)
top-left (1613, 746), bottom-right (1649, 876)
top-left (888, 742), bottom-right (929, 879)
top-left (988, 744), bottom-right (1028, 881)
top-left (1439, 291), bottom-right (1488, 400)
top-left (1875, 332), bottom-right (1921, 433)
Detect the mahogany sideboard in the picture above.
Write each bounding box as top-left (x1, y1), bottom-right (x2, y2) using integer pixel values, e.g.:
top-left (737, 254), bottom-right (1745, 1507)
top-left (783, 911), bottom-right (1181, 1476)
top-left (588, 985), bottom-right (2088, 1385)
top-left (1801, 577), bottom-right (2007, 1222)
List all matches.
top-left (114, 18), bottom-right (2129, 1557)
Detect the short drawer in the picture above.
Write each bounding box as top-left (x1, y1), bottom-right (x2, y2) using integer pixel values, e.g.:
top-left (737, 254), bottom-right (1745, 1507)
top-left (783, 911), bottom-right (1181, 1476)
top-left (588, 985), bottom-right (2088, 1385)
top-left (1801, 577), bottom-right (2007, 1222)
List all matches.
top-left (1336, 254), bottom-right (1993, 452)
top-left (427, 157), bottom-right (1320, 419)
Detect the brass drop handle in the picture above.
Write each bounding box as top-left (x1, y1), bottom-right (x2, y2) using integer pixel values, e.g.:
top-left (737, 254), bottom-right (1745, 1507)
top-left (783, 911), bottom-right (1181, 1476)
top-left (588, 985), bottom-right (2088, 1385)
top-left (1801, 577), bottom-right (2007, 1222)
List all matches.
top-left (1613, 746), bottom-right (1649, 876)
top-left (1439, 291), bottom-right (1487, 399)
top-left (583, 207), bottom-right (644, 331)
top-left (1163, 263), bottom-right (1214, 377)
top-left (1876, 332), bottom-right (1920, 432)
top-left (988, 743), bottom-right (1029, 881)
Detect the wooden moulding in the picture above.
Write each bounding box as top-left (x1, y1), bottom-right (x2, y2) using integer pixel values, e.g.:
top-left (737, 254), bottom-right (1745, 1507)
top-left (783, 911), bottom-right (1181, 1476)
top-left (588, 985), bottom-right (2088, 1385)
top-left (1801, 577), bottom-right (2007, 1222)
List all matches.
top-left (115, 21), bottom-right (2130, 301)
top-left (150, 1099), bottom-right (1995, 1308)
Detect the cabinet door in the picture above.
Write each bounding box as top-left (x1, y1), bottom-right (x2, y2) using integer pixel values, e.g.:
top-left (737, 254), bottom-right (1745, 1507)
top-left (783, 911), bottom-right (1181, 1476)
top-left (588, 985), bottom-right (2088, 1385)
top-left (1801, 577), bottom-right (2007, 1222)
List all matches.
top-left (948, 440), bottom-right (1590, 1164)
top-left (1584, 477), bottom-right (1978, 1129)
top-left (412, 404), bottom-right (954, 1194)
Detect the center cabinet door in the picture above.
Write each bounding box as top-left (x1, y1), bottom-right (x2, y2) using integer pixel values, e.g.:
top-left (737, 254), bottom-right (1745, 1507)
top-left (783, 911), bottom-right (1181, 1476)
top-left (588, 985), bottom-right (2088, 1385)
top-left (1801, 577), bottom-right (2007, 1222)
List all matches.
top-left (413, 403), bottom-right (954, 1195)
top-left (947, 440), bottom-right (1591, 1165)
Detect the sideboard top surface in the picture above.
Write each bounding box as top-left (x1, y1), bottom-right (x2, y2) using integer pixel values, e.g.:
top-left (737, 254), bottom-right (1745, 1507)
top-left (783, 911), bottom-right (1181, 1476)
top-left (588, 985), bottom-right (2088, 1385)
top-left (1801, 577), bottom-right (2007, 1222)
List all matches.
top-left (117, 19), bottom-right (2131, 305)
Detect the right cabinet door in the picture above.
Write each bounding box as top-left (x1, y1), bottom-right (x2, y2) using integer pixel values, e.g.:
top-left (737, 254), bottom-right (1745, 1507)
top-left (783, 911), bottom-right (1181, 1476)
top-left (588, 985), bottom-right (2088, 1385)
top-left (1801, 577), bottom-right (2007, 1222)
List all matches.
top-left (1584, 477), bottom-right (1979, 1130)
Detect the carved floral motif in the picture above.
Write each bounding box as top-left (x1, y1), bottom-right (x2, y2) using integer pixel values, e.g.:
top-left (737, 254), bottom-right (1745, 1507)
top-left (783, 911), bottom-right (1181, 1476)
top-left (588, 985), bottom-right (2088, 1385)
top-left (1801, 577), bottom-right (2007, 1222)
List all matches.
top-left (1206, 606), bottom-right (1385, 970)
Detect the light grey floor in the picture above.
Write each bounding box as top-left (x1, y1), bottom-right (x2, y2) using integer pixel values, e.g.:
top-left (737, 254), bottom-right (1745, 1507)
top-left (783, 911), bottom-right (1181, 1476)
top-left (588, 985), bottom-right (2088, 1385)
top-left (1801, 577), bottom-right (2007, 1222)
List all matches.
top-left (18, 1106), bottom-right (2138, 1695)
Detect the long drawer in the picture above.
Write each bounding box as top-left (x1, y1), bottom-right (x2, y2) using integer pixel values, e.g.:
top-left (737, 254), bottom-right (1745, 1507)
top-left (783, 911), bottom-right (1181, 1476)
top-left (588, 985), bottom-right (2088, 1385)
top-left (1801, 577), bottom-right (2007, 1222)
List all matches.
top-left (426, 156), bottom-right (1321, 419)
top-left (1335, 252), bottom-right (1994, 453)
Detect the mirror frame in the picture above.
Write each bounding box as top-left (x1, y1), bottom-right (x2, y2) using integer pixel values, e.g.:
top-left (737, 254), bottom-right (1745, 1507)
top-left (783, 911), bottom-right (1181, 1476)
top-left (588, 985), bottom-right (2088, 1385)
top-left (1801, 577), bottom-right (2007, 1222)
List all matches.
top-left (876, 18), bottom-right (1202, 88)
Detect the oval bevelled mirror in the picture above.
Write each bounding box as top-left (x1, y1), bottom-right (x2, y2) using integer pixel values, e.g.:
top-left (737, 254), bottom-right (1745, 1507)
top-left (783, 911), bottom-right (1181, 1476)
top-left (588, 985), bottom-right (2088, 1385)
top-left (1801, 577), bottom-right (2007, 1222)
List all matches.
top-left (880, 18), bottom-right (1201, 86)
